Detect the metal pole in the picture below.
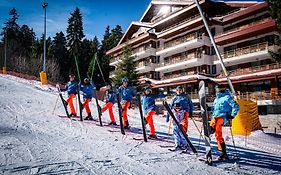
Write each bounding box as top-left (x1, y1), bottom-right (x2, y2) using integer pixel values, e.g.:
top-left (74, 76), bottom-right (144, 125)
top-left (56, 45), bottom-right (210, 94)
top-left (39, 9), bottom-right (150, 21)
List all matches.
top-left (194, 0), bottom-right (236, 97)
top-left (42, 2), bottom-right (48, 72)
top-left (4, 29), bottom-right (7, 68)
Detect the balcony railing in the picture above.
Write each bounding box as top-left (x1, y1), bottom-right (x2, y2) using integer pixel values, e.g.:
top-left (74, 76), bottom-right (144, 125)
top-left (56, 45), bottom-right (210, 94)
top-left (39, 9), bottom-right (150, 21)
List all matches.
top-left (156, 52), bottom-right (202, 68)
top-left (157, 32), bottom-right (199, 51)
top-left (218, 63), bottom-right (281, 78)
top-left (215, 42), bottom-right (271, 61)
top-left (238, 91), bottom-right (281, 101)
top-left (160, 14), bottom-right (201, 33)
top-left (217, 18), bottom-right (272, 36)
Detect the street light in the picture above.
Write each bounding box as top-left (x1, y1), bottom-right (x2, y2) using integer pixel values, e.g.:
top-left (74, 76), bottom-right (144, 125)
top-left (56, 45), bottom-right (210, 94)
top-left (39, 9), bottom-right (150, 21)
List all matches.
top-left (40, 2), bottom-right (48, 85)
top-left (3, 29), bottom-right (7, 74)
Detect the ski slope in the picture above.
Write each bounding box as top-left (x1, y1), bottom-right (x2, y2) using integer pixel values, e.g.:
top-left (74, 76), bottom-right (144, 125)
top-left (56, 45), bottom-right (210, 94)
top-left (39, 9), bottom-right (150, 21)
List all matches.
top-left (0, 75), bottom-right (280, 175)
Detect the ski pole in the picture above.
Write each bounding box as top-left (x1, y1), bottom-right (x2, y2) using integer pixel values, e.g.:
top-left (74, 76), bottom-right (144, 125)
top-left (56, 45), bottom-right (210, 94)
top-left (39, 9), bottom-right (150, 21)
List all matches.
top-left (230, 125), bottom-right (239, 159)
top-left (190, 116), bottom-right (204, 147)
top-left (167, 120), bottom-right (172, 135)
top-left (52, 93), bottom-right (60, 115)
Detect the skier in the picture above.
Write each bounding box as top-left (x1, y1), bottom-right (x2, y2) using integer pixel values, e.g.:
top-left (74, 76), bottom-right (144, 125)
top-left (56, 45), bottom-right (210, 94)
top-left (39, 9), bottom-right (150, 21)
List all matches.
top-left (57, 74), bottom-right (78, 117)
top-left (80, 78), bottom-right (96, 120)
top-left (102, 83), bottom-right (117, 125)
top-left (168, 86), bottom-right (194, 136)
top-left (119, 77), bottom-right (136, 129)
top-left (210, 84), bottom-right (240, 160)
top-left (170, 103), bottom-right (190, 151)
top-left (141, 86), bottom-right (165, 139)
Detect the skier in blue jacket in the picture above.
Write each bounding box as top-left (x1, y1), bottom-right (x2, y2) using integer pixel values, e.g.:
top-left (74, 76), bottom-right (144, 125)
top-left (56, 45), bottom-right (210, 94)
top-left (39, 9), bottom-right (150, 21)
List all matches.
top-left (80, 78), bottom-right (96, 120)
top-left (141, 87), bottom-right (165, 138)
top-left (210, 84), bottom-right (240, 160)
top-left (57, 74), bottom-right (78, 117)
top-left (102, 83), bottom-right (117, 125)
top-left (119, 77), bottom-right (136, 129)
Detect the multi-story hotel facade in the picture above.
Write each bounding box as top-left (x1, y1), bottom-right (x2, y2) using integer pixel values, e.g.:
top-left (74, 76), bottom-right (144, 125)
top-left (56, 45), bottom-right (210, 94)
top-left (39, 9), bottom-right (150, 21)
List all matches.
top-left (107, 0), bottom-right (280, 113)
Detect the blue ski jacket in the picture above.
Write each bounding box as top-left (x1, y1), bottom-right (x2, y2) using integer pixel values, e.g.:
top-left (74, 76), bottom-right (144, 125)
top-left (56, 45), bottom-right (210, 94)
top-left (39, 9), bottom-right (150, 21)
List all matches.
top-left (170, 93), bottom-right (194, 114)
top-left (105, 89), bottom-right (116, 104)
top-left (80, 82), bottom-right (96, 99)
top-left (141, 93), bottom-right (166, 115)
top-left (212, 90), bottom-right (240, 125)
top-left (61, 80), bottom-right (77, 96)
top-left (119, 85), bottom-right (136, 104)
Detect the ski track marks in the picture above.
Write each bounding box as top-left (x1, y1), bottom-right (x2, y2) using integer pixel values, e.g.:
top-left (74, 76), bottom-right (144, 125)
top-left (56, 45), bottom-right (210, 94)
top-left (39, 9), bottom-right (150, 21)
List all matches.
top-left (0, 75), bottom-right (281, 175)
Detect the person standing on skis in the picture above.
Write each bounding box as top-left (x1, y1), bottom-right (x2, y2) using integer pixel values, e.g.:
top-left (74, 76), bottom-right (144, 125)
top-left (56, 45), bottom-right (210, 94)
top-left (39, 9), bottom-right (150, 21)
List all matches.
top-left (118, 77), bottom-right (136, 129)
top-left (141, 86), bottom-right (165, 139)
top-left (210, 84), bottom-right (240, 160)
top-left (102, 83), bottom-right (117, 125)
top-left (57, 74), bottom-right (78, 117)
top-left (80, 78), bottom-right (96, 120)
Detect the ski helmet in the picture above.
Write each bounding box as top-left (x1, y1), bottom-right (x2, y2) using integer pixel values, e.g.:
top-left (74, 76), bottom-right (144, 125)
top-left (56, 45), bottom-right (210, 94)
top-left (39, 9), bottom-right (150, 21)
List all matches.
top-left (122, 77), bottom-right (129, 83)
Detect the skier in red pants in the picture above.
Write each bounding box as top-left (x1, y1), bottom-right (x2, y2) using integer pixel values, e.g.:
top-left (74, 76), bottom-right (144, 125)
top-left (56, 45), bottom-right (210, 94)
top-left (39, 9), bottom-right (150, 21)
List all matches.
top-left (102, 83), bottom-right (117, 125)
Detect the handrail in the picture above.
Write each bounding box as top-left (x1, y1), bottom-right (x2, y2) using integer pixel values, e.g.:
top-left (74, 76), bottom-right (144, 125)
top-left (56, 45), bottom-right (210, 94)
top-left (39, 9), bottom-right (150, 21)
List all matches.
top-left (157, 32), bottom-right (199, 51)
top-left (218, 62), bottom-right (281, 78)
top-left (156, 52), bottom-right (202, 68)
top-left (214, 42), bottom-right (271, 61)
top-left (216, 18), bottom-right (272, 36)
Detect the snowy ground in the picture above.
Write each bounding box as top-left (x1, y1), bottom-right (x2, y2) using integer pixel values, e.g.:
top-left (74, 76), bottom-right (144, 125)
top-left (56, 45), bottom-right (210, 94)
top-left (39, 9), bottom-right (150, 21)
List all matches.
top-left (0, 74), bottom-right (280, 175)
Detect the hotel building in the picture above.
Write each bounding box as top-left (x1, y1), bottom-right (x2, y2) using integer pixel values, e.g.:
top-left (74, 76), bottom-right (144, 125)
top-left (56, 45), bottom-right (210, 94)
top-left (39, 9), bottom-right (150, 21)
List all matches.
top-left (106, 0), bottom-right (280, 113)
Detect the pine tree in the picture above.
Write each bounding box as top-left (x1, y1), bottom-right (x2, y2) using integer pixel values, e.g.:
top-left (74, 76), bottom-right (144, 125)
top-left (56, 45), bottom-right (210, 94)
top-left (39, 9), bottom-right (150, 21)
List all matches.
top-left (52, 31), bottom-right (69, 82)
top-left (113, 46), bottom-right (139, 87)
top-left (267, 0), bottom-right (281, 62)
top-left (66, 7), bottom-right (85, 76)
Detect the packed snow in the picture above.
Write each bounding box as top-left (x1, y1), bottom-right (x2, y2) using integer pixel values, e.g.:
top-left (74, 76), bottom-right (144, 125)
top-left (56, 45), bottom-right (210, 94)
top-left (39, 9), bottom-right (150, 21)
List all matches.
top-left (0, 74), bottom-right (280, 175)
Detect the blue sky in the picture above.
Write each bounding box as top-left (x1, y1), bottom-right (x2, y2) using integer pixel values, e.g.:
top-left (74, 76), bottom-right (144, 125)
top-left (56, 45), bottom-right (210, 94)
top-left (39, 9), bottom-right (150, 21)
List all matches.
top-left (0, 0), bottom-right (264, 41)
top-left (0, 0), bottom-right (151, 41)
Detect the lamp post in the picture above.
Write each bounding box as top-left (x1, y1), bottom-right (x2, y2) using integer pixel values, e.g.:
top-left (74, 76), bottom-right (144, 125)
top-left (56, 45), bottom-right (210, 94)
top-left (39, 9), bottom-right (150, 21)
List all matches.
top-left (40, 2), bottom-right (48, 85)
top-left (3, 29), bottom-right (7, 74)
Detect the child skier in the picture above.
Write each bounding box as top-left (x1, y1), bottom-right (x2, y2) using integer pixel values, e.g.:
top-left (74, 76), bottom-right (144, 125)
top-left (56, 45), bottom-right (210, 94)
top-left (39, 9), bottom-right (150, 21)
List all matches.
top-left (57, 74), bottom-right (78, 117)
top-left (166, 86), bottom-right (193, 150)
top-left (141, 87), bottom-right (165, 139)
top-left (102, 83), bottom-right (117, 125)
top-left (80, 78), bottom-right (96, 120)
top-left (170, 103), bottom-right (190, 151)
top-left (119, 77), bottom-right (136, 129)
top-left (210, 84), bottom-right (240, 160)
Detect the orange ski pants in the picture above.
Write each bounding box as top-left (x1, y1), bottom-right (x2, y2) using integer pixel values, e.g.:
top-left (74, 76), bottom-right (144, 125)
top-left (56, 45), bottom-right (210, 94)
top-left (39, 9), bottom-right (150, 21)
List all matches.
top-left (145, 110), bottom-right (156, 135)
top-left (67, 94), bottom-right (76, 114)
top-left (82, 98), bottom-right (91, 113)
top-left (210, 116), bottom-right (224, 150)
top-left (122, 101), bottom-right (131, 126)
top-left (102, 102), bottom-right (115, 122)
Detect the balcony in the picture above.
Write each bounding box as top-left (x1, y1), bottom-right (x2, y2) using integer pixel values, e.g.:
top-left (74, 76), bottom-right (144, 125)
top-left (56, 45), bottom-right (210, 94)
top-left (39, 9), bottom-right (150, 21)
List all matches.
top-left (132, 47), bottom-right (156, 62)
top-left (156, 35), bottom-right (210, 57)
top-left (155, 53), bottom-right (211, 73)
top-left (214, 42), bottom-right (277, 65)
top-left (136, 63), bottom-right (155, 74)
top-left (214, 19), bottom-right (276, 45)
top-left (162, 70), bottom-right (209, 80)
top-left (217, 63), bottom-right (281, 78)
top-left (109, 57), bottom-right (121, 66)
top-left (160, 14), bottom-right (201, 34)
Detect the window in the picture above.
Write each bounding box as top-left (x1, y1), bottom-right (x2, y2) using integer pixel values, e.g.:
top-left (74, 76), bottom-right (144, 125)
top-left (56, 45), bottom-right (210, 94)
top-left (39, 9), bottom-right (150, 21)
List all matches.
top-left (212, 65), bottom-right (216, 74)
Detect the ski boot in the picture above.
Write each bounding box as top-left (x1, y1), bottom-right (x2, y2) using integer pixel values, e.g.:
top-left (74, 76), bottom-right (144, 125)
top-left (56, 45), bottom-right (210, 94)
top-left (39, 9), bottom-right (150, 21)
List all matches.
top-left (218, 142), bottom-right (229, 160)
top-left (85, 112), bottom-right (94, 120)
top-left (168, 145), bottom-right (183, 152)
top-left (108, 121), bottom-right (117, 126)
top-left (70, 113), bottom-right (77, 117)
top-left (148, 134), bottom-right (157, 139)
top-left (124, 121), bottom-right (130, 129)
